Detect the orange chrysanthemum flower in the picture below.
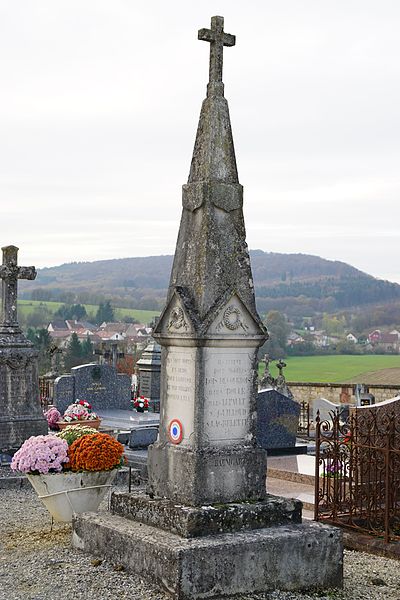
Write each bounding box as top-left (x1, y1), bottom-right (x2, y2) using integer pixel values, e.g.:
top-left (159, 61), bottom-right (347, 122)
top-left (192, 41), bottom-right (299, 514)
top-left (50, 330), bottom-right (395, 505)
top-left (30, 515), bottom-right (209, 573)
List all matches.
top-left (68, 433), bottom-right (125, 472)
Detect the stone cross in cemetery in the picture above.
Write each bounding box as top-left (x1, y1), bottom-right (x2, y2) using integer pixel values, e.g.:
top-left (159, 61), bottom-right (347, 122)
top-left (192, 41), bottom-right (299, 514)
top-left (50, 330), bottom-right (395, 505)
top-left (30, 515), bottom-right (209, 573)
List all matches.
top-left (198, 15), bottom-right (235, 86)
top-left (0, 246), bottom-right (47, 451)
top-left (0, 246), bottom-right (36, 332)
top-left (73, 17), bottom-right (343, 598)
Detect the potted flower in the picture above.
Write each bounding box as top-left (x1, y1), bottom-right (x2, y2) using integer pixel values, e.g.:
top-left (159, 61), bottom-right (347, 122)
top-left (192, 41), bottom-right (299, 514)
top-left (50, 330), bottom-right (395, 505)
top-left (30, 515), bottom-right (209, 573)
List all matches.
top-left (133, 396), bottom-right (149, 413)
top-left (57, 399), bottom-right (101, 430)
top-left (11, 428), bottom-right (125, 522)
top-left (44, 406), bottom-right (62, 431)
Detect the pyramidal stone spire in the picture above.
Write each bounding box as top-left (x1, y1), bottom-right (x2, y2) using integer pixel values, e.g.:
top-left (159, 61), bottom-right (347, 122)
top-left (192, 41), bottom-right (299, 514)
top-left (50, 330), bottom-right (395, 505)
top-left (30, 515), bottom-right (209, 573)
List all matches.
top-left (167, 15), bottom-right (259, 324)
top-left (151, 16), bottom-right (268, 505)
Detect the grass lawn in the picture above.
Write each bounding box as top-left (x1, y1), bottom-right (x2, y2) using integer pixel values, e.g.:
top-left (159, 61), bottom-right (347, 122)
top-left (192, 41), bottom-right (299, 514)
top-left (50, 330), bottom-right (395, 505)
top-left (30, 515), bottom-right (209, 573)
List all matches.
top-left (260, 355), bottom-right (400, 383)
top-left (17, 300), bottom-right (159, 325)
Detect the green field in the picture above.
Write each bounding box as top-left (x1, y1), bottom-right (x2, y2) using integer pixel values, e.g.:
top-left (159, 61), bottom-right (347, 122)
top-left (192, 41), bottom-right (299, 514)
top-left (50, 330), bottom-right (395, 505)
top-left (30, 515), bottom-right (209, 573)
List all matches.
top-left (17, 300), bottom-right (160, 325)
top-left (260, 355), bottom-right (400, 383)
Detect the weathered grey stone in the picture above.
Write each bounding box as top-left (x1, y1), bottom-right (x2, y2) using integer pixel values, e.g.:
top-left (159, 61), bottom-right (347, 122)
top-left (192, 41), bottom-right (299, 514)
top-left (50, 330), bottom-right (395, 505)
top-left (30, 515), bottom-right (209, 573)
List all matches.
top-left (136, 340), bottom-right (161, 412)
top-left (147, 16), bottom-right (268, 507)
top-left (148, 444), bottom-right (266, 506)
top-left (72, 16), bottom-right (343, 598)
top-left (0, 246), bottom-right (47, 450)
top-left (111, 490), bottom-right (301, 538)
top-left (257, 389), bottom-right (300, 451)
top-left (73, 513), bottom-right (343, 599)
top-left (129, 426), bottom-right (158, 449)
top-left (53, 363), bottom-right (131, 413)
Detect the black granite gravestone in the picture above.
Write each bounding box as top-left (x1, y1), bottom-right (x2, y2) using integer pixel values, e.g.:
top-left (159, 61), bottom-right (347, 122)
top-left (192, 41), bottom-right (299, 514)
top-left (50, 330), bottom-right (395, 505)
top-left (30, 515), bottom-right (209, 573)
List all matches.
top-left (54, 363), bottom-right (131, 413)
top-left (257, 389), bottom-right (303, 454)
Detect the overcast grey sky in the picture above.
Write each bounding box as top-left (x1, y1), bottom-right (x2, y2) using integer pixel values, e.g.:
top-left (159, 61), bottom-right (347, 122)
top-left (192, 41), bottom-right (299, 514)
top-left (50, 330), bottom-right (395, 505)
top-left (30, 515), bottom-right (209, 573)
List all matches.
top-left (1, 1), bottom-right (399, 282)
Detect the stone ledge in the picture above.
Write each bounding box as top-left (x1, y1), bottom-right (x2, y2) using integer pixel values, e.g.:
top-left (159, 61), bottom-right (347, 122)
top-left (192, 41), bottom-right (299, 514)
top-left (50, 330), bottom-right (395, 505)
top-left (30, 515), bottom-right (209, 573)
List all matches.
top-left (0, 475), bottom-right (30, 490)
top-left (343, 530), bottom-right (400, 559)
top-left (72, 512), bottom-right (343, 599)
top-left (111, 491), bottom-right (302, 538)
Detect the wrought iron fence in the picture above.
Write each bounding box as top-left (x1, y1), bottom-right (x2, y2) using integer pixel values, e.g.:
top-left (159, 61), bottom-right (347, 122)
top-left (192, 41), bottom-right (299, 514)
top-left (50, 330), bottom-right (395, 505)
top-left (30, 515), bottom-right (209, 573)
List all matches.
top-left (297, 401), bottom-right (310, 437)
top-left (314, 408), bottom-right (400, 543)
top-left (39, 377), bottom-right (53, 410)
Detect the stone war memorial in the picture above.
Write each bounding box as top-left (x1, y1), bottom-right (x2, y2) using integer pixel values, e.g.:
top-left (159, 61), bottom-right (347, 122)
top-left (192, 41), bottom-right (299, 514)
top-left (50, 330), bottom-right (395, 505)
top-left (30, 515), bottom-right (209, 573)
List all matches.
top-left (0, 245), bottom-right (47, 451)
top-left (73, 17), bottom-right (343, 598)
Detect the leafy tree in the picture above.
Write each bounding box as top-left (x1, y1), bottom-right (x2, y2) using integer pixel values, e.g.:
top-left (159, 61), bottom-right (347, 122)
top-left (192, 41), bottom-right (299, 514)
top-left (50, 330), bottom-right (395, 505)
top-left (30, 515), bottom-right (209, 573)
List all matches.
top-left (81, 336), bottom-right (94, 362)
top-left (117, 354), bottom-right (135, 376)
top-left (259, 310), bottom-right (289, 360)
top-left (122, 316), bottom-right (138, 324)
top-left (25, 305), bottom-right (52, 328)
top-left (95, 301), bottom-right (114, 325)
top-left (30, 288), bottom-right (54, 301)
top-left (26, 327), bottom-right (52, 374)
top-left (321, 314), bottom-right (345, 335)
top-left (64, 333), bottom-right (83, 371)
top-left (287, 341), bottom-right (316, 356)
top-left (55, 303), bottom-right (87, 321)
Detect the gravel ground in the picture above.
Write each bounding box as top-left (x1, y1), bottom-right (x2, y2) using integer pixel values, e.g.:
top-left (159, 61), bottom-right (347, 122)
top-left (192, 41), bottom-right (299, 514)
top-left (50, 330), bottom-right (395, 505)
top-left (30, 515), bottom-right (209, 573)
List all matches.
top-left (1, 485), bottom-right (400, 600)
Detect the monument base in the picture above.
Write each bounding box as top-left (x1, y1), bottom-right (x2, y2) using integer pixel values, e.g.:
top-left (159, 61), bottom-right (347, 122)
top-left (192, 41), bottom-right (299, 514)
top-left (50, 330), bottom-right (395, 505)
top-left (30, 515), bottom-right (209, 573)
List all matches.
top-left (147, 442), bottom-right (267, 505)
top-left (110, 491), bottom-right (302, 537)
top-left (72, 511), bottom-right (343, 599)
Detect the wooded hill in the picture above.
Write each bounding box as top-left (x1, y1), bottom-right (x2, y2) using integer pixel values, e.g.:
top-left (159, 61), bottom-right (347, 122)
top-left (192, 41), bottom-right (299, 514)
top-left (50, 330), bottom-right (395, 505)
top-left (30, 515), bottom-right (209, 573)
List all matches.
top-left (19, 250), bottom-right (400, 320)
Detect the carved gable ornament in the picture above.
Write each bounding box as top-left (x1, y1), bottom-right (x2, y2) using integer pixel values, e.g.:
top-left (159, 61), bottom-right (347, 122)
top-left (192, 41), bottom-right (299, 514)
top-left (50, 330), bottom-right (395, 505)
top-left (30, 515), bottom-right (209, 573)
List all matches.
top-left (206, 293), bottom-right (265, 337)
top-left (154, 289), bottom-right (195, 337)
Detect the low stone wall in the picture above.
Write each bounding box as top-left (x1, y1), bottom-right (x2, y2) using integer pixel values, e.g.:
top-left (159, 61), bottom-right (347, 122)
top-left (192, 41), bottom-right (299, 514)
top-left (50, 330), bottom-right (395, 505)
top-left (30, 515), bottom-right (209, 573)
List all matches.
top-left (288, 382), bottom-right (400, 408)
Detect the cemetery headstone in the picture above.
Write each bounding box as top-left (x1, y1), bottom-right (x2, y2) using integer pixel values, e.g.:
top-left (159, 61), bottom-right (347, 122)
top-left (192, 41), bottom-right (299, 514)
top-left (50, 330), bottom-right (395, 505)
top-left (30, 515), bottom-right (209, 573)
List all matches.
top-left (53, 363), bottom-right (131, 413)
top-left (0, 246), bottom-right (47, 450)
top-left (257, 388), bottom-right (301, 453)
top-left (72, 16), bottom-right (343, 598)
top-left (136, 340), bottom-right (161, 412)
top-left (313, 397), bottom-right (349, 424)
top-left (129, 426), bottom-right (159, 449)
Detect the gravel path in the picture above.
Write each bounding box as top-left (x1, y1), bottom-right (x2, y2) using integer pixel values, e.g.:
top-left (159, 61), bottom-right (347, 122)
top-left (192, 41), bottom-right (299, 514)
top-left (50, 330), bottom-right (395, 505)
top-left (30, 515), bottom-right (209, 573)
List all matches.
top-left (1, 486), bottom-right (400, 600)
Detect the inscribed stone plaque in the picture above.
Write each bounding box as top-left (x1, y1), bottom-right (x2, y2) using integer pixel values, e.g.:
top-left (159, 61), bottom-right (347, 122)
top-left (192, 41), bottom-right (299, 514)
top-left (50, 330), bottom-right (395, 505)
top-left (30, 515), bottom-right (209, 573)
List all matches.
top-left (164, 346), bottom-right (196, 445)
top-left (203, 347), bottom-right (254, 445)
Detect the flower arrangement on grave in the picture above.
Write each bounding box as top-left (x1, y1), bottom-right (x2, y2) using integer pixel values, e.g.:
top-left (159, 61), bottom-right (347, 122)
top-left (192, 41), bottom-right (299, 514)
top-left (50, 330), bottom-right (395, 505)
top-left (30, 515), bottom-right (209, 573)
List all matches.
top-left (44, 406), bottom-right (62, 431)
top-left (67, 432), bottom-right (126, 471)
top-left (11, 431), bottom-right (125, 475)
top-left (56, 424), bottom-right (98, 446)
top-left (11, 435), bottom-right (69, 474)
top-left (133, 396), bottom-right (149, 412)
top-left (11, 431), bottom-right (126, 522)
top-left (62, 399), bottom-right (99, 422)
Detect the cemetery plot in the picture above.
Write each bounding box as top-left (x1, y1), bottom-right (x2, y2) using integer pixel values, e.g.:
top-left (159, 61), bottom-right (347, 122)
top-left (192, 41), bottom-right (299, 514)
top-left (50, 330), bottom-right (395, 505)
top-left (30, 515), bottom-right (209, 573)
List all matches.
top-left (315, 397), bottom-right (400, 543)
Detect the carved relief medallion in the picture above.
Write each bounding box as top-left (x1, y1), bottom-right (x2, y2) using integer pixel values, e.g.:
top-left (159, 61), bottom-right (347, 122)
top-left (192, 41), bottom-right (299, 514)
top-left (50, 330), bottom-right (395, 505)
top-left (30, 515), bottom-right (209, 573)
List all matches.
top-left (168, 307), bottom-right (188, 332)
top-left (216, 305), bottom-right (249, 332)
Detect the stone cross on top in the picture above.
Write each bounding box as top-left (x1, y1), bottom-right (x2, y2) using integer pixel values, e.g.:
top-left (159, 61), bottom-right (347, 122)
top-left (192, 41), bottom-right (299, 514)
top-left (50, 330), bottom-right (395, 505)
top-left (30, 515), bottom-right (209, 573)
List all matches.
top-left (0, 246), bottom-right (36, 327)
top-left (198, 16), bottom-right (235, 92)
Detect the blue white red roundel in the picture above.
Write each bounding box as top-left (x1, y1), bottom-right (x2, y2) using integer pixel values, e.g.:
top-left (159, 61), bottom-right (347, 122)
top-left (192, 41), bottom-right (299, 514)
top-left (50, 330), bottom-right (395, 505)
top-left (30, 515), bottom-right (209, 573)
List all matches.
top-left (168, 419), bottom-right (183, 445)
